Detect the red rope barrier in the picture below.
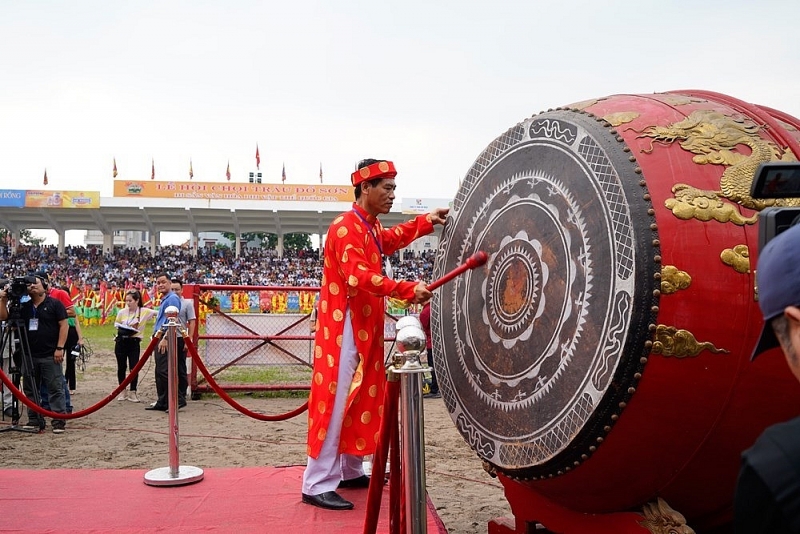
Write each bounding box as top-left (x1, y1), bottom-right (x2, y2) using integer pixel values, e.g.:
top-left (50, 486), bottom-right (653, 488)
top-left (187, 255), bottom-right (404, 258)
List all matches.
top-left (363, 378), bottom-right (400, 534)
top-left (0, 336), bottom-right (160, 422)
top-left (390, 398), bottom-right (402, 534)
top-left (183, 336), bottom-right (308, 421)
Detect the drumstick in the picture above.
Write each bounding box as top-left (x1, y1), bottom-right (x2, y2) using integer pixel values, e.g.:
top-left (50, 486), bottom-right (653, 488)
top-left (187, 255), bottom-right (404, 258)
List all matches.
top-left (427, 251), bottom-right (488, 291)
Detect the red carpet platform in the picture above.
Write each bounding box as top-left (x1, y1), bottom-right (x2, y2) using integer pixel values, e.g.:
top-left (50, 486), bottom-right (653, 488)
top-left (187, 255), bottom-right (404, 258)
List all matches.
top-left (0, 465), bottom-right (447, 533)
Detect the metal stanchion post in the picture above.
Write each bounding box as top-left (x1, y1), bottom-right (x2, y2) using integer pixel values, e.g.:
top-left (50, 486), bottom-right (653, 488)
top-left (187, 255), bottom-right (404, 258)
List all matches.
top-left (144, 306), bottom-right (204, 486)
top-left (392, 316), bottom-right (429, 534)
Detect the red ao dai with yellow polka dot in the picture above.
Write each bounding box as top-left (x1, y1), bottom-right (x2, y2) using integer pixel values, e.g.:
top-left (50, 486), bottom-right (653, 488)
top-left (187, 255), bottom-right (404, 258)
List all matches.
top-left (306, 203), bottom-right (435, 458)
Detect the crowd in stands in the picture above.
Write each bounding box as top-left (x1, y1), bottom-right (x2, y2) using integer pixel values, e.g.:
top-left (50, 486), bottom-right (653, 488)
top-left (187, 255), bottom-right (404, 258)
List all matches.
top-left (1, 244), bottom-right (438, 289)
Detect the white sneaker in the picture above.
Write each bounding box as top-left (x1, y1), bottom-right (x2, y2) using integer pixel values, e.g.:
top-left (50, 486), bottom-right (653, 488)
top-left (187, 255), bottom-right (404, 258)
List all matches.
top-left (117, 390), bottom-right (129, 401)
top-left (128, 391), bottom-right (140, 403)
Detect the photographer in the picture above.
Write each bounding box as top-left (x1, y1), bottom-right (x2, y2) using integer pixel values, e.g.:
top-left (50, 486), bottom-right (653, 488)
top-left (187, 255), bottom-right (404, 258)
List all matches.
top-left (735, 223), bottom-right (800, 532)
top-left (0, 274), bottom-right (69, 433)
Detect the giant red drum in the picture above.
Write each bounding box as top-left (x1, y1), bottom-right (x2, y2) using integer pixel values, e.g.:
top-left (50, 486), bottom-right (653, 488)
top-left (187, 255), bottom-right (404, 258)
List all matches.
top-left (433, 90), bottom-right (800, 531)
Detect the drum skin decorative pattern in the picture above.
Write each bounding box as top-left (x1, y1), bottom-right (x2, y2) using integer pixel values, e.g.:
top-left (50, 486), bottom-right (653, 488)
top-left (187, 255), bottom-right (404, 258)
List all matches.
top-left (432, 90), bottom-right (800, 530)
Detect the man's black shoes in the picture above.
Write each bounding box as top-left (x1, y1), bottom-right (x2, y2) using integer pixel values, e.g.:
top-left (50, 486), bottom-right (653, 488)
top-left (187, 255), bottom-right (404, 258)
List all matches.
top-left (338, 475), bottom-right (371, 489)
top-left (301, 491), bottom-right (354, 510)
top-left (145, 404), bottom-right (167, 411)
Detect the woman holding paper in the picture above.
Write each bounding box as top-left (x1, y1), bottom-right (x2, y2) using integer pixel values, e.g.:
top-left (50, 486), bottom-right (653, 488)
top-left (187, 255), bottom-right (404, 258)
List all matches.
top-left (114, 290), bottom-right (156, 402)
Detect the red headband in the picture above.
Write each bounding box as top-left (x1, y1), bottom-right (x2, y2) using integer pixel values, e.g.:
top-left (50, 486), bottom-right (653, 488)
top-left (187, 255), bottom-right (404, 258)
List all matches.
top-left (351, 160), bottom-right (397, 186)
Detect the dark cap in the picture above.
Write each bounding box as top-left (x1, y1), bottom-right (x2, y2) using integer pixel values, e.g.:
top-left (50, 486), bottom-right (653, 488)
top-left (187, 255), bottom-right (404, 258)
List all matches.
top-left (752, 223), bottom-right (800, 360)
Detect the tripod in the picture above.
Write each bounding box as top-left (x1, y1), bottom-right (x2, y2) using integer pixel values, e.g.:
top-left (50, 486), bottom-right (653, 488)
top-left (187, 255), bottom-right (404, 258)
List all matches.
top-left (0, 304), bottom-right (41, 434)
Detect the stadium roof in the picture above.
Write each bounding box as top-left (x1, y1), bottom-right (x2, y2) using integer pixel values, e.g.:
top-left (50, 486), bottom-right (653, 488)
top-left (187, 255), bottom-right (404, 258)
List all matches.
top-left (0, 196), bottom-right (430, 237)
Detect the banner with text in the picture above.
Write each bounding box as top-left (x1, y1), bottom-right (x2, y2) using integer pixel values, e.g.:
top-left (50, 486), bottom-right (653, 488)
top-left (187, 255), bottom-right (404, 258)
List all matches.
top-left (401, 197), bottom-right (452, 214)
top-left (0, 190), bottom-right (25, 208)
top-left (113, 180), bottom-right (352, 202)
top-left (24, 190), bottom-right (100, 208)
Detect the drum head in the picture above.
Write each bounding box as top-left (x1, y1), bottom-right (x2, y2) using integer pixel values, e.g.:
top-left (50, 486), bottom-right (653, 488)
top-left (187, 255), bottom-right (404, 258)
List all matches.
top-left (433, 111), bottom-right (658, 479)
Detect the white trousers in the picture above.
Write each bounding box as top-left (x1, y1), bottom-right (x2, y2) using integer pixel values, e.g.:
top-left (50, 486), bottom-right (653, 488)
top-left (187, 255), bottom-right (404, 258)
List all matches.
top-left (301, 308), bottom-right (366, 495)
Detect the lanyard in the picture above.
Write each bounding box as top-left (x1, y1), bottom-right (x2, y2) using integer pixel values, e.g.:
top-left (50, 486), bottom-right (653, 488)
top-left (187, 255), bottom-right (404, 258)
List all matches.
top-left (352, 209), bottom-right (384, 256)
top-left (352, 209), bottom-right (393, 279)
top-left (127, 307), bottom-right (141, 326)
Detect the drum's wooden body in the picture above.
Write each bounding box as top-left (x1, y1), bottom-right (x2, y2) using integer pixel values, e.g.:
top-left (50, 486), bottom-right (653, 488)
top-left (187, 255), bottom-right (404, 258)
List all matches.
top-left (433, 90), bottom-right (800, 531)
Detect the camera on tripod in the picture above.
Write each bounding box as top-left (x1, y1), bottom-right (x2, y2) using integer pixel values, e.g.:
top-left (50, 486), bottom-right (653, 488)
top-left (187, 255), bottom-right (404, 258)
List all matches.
top-left (750, 162), bottom-right (800, 250)
top-left (0, 275), bottom-right (36, 303)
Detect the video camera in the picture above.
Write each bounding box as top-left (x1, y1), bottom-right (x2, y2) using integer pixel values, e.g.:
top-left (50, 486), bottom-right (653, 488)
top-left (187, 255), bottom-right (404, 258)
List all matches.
top-left (750, 162), bottom-right (800, 250)
top-left (0, 275), bottom-right (36, 302)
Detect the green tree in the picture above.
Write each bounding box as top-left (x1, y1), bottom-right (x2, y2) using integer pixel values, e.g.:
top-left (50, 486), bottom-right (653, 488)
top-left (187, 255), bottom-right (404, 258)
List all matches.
top-left (0, 228), bottom-right (46, 246)
top-left (221, 232), bottom-right (271, 248)
top-left (283, 233), bottom-right (311, 251)
top-left (221, 232), bottom-right (311, 251)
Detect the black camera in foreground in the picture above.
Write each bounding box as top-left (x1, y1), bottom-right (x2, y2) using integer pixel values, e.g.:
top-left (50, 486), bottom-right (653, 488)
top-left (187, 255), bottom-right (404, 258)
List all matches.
top-left (750, 162), bottom-right (800, 250)
top-left (0, 275), bottom-right (36, 301)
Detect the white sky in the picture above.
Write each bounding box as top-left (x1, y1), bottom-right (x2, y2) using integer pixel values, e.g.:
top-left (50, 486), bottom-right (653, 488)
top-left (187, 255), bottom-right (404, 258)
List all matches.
top-left (1, 0), bottom-right (799, 245)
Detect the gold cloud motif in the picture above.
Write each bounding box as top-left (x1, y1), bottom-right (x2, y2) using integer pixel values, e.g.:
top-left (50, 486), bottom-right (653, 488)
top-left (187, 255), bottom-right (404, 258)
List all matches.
top-left (661, 266), bottom-right (691, 294)
top-left (720, 244), bottom-right (750, 274)
top-left (603, 111), bottom-right (640, 127)
top-left (651, 324), bottom-right (729, 358)
top-left (664, 184), bottom-right (758, 226)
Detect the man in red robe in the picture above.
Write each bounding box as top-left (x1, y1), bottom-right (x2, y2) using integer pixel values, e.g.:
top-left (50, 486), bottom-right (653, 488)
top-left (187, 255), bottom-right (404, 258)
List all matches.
top-left (301, 159), bottom-right (449, 510)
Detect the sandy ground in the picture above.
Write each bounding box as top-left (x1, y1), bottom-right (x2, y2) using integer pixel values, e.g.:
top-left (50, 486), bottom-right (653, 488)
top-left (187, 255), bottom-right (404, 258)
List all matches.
top-left (0, 347), bottom-right (512, 534)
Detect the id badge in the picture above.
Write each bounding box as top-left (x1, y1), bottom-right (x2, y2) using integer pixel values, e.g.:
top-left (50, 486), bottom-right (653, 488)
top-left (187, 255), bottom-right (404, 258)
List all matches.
top-left (384, 258), bottom-right (394, 280)
top-left (29, 318), bottom-right (39, 331)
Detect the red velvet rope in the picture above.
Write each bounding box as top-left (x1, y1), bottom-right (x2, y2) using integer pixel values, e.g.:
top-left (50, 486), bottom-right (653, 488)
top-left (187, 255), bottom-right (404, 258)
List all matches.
top-left (0, 336), bottom-right (159, 422)
top-left (390, 403), bottom-right (402, 534)
top-left (0, 333), bottom-right (308, 425)
top-left (363, 378), bottom-right (400, 534)
top-left (183, 336), bottom-right (308, 421)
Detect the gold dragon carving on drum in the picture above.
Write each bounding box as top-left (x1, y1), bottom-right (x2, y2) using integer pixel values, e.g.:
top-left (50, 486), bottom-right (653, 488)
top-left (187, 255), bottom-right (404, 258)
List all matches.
top-left (638, 109), bottom-right (799, 222)
top-left (640, 497), bottom-right (696, 534)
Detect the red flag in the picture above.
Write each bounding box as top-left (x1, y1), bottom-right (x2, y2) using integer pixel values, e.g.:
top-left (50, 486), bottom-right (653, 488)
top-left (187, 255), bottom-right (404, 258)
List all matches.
top-left (151, 158), bottom-right (155, 180)
top-left (319, 163), bottom-right (323, 184)
top-left (256, 145), bottom-right (260, 170)
top-left (189, 159), bottom-right (194, 180)
top-left (43, 169), bottom-right (48, 186)
top-left (281, 163), bottom-right (286, 183)
top-left (226, 161), bottom-right (231, 181)
top-left (113, 158), bottom-right (118, 178)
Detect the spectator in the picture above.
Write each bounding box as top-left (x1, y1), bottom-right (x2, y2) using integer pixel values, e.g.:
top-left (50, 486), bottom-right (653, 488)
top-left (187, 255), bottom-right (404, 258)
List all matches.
top-left (418, 302), bottom-right (440, 398)
top-left (145, 272), bottom-right (182, 412)
top-left (114, 289), bottom-right (156, 403)
top-left (171, 278), bottom-right (196, 407)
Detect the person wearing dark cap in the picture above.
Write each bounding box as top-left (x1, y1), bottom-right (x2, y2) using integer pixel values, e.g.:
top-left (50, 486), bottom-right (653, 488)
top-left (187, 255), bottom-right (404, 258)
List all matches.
top-left (301, 159), bottom-right (448, 510)
top-left (735, 223), bottom-right (800, 533)
top-left (0, 274), bottom-right (68, 433)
